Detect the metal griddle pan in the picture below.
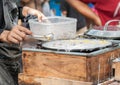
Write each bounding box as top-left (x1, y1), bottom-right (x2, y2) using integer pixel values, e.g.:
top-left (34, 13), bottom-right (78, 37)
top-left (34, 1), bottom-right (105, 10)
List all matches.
top-left (42, 39), bottom-right (112, 52)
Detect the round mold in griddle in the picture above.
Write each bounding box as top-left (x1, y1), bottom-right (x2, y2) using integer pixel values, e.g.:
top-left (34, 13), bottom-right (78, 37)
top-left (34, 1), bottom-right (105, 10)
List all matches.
top-left (42, 39), bottom-right (112, 52)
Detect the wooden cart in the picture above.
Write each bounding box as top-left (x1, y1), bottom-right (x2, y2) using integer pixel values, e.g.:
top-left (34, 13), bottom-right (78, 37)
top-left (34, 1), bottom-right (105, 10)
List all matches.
top-left (18, 46), bottom-right (120, 85)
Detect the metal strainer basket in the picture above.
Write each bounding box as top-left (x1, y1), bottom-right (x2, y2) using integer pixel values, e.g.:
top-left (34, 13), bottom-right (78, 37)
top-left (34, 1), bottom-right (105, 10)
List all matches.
top-left (86, 20), bottom-right (120, 39)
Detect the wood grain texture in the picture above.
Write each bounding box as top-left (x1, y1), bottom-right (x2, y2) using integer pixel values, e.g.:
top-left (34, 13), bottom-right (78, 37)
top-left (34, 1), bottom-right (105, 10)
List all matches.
top-left (86, 49), bottom-right (120, 83)
top-left (21, 48), bottom-right (120, 84)
top-left (113, 62), bottom-right (120, 81)
top-left (22, 52), bottom-right (87, 81)
top-left (19, 74), bottom-right (93, 85)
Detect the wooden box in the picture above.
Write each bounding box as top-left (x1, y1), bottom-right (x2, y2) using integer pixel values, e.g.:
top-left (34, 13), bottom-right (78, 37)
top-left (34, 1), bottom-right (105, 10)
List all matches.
top-left (20, 48), bottom-right (120, 84)
top-left (112, 61), bottom-right (120, 81)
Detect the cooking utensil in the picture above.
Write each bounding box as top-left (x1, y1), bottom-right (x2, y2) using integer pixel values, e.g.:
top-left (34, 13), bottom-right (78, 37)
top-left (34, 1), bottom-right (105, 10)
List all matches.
top-left (29, 16), bottom-right (77, 41)
top-left (85, 20), bottom-right (120, 39)
top-left (42, 39), bottom-right (112, 52)
top-left (32, 33), bottom-right (54, 41)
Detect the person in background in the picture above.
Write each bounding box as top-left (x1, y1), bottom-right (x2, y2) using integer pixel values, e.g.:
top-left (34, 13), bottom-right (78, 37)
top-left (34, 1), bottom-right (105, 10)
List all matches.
top-left (49, 0), bottom-right (61, 16)
top-left (88, 3), bottom-right (98, 15)
top-left (66, 0), bottom-right (120, 27)
top-left (0, 0), bottom-right (45, 85)
top-left (21, 0), bottom-right (42, 11)
top-left (41, 0), bottom-right (53, 16)
top-left (60, 0), bottom-right (87, 34)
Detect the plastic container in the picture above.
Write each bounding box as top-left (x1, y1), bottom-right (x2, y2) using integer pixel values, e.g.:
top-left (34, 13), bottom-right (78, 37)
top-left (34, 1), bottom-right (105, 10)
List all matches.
top-left (29, 16), bottom-right (77, 41)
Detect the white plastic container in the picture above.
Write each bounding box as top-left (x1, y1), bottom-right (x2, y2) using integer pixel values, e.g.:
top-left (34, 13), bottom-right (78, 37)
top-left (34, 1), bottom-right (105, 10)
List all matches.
top-left (29, 16), bottom-right (77, 40)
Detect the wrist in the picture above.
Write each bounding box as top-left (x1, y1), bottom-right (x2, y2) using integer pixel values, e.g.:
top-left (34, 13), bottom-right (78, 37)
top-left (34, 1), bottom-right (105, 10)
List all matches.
top-left (0, 30), bottom-right (10, 42)
top-left (0, 30), bottom-right (4, 41)
top-left (93, 16), bottom-right (102, 26)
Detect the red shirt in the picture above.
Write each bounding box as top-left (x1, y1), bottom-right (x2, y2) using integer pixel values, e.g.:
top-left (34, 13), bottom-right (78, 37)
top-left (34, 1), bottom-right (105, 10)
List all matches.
top-left (81, 0), bottom-right (120, 25)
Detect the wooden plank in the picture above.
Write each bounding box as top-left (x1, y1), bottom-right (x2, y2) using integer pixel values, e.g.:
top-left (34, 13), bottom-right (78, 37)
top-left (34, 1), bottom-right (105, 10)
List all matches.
top-left (19, 74), bottom-right (93, 85)
top-left (113, 62), bottom-right (120, 81)
top-left (22, 51), bottom-right (87, 81)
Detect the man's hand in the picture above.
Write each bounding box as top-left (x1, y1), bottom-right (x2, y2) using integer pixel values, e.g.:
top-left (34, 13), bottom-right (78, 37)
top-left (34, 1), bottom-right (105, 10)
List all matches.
top-left (0, 25), bottom-right (32, 44)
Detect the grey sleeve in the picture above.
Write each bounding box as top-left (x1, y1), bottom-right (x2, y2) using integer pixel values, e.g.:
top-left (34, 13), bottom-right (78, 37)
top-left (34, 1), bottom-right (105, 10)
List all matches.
top-left (0, 29), bottom-right (4, 34)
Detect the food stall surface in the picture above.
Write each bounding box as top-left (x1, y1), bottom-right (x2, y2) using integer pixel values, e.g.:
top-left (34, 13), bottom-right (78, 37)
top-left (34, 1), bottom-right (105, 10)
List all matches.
top-left (19, 37), bottom-right (120, 85)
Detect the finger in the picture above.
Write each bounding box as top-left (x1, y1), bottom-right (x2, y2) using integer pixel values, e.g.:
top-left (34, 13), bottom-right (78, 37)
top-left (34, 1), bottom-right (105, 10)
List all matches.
top-left (7, 35), bottom-right (20, 44)
top-left (13, 29), bottom-right (27, 39)
top-left (38, 15), bottom-right (42, 22)
top-left (18, 26), bottom-right (32, 35)
top-left (37, 12), bottom-right (47, 22)
top-left (8, 33), bottom-right (23, 42)
top-left (39, 12), bottom-right (46, 19)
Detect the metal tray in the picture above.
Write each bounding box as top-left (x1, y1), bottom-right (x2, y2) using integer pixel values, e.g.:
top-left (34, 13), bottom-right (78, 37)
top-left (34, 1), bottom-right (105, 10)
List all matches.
top-left (86, 29), bottom-right (120, 39)
top-left (86, 20), bottom-right (120, 39)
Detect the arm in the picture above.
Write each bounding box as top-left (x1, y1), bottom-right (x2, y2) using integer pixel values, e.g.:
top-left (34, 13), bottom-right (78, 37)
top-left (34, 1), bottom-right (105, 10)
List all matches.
top-left (66, 0), bottom-right (102, 26)
top-left (0, 25), bottom-right (32, 44)
top-left (0, 6), bottom-right (45, 44)
top-left (22, 6), bottom-right (46, 20)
